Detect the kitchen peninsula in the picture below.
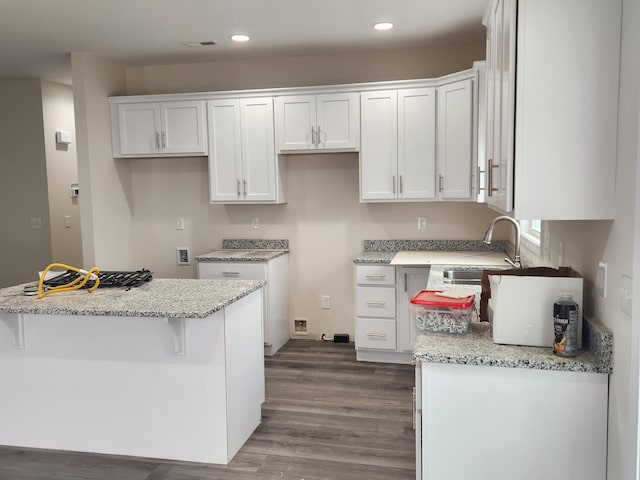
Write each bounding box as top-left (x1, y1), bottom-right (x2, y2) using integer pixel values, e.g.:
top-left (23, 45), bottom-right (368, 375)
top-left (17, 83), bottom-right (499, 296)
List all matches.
top-left (0, 278), bottom-right (265, 464)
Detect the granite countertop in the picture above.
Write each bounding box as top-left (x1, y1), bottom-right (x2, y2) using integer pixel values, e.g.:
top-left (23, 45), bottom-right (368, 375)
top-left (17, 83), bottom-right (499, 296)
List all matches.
top-left (353, 239), bottom-right (509, 265)
top-left (0, 279), bottom-right (265, 319)
top-left (196, 239), bottom-right (289, 263)
top-left (414, 317), bottom-right (613, 374)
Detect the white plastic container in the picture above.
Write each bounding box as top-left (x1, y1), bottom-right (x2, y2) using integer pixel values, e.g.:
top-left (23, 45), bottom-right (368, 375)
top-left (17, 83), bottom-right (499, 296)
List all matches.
top-left (411, 290), bottom-right (475, 334)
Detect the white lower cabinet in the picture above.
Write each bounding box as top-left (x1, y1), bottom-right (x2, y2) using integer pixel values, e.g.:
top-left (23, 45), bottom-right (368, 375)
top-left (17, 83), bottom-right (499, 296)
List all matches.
top-left (415, 362), bottom-right (608, 480)
top-left (355, 264), bottom-right (429, 363)
top-left (198, 255), bottom-right (289, 356)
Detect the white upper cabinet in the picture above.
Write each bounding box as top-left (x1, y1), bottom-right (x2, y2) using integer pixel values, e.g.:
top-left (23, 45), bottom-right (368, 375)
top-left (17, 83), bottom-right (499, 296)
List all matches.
top-left (483, 0), bottom-right (621, 219)
top-left (111, 100), bottom-right (207, 157)
top-left (360, 88), bottom-right (437, 202)
top-left (436, 79), bottom-right (473, 201)
top-left (275, 93), bottom-right (359, 152)
top-left (207, 97), bottom-right (285, 204)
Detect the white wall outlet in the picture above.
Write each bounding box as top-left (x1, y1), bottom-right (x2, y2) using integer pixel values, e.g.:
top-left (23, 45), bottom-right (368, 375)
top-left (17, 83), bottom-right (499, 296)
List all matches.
top-left (64, 215), bottom-right (71, 229)
top-left (30, 217), bottom-right (42, 230)
top-left (321, 295), bottom-right (331, 309)
top-left (293, 318), bottom-right (309, 335)
top-left (176, 217), bottom-right (185, 230)
top-left (621, 273), bottom-right (633, 317)
top-left (417, 216), bottom-right (427, 230)
top-left (176, 247), bottom-right (190, 265)
top-left (597, 261), bottom-right (607, 298)
top-left (251, 217), bottom-right (259, 229)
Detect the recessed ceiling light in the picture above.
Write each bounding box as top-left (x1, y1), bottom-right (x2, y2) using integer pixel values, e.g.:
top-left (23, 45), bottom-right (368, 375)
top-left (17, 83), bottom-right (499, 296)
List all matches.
top-left (230, 34), bottom-right (250, 42)
top-left (374, 22), bottom-right (394, 31)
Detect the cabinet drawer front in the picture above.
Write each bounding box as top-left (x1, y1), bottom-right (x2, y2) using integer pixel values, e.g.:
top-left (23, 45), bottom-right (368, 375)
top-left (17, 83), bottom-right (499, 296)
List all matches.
top-left (356, 286), bottom-right (396, 318)
top-left (356, 265), bottom-right (396, 285)
top-left (356, 318), bottom-right (397, 350)
top-left (197, 262), bottom-right (267, 280)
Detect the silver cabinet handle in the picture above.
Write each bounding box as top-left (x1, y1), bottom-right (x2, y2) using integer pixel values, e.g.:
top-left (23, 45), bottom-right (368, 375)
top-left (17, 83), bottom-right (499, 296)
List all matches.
top-left (487, 159), bottom-right (499, 196)
top-left (439, 174), bottom-right (444, 192)
top-left (243, 179), bottom-right (247, 196)
top-left (316, 125), bottom-right (322, 144)
top-left (366, 333), bottom-right (387, 338)
top-left (412, 387), bottom-right (416, 430)
top-left (311, 126), bottom-right (317, 145)
top-left (366, 301), bottom-right (387, 307)
top-left (237, 179), bottom-right (241, 196)
top-left (365, 274), bottom-right (386, 279)
top-left (222, 271), bottom-right (240, 276)
top-left (399, 175), bottom-right (404, 194)
top-left (404, 273), bottom-right (408, 292)
top-left (477, 166), bottom-right (485, 192)
top-left (161, 131), bottom-right (166, 148)
top-left (155, 132), bottom-right (160, 149)
top-left (392, 175), bottom-right (396, 194)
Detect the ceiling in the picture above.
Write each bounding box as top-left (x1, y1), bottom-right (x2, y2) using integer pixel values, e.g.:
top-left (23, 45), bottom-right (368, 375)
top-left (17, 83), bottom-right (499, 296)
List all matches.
top-left (0, 0), bottom-right (488, 85)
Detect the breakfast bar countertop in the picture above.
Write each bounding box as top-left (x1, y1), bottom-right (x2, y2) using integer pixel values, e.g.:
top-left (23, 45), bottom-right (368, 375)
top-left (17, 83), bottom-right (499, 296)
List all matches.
top-left (0, 279), bottom-right (265, 319)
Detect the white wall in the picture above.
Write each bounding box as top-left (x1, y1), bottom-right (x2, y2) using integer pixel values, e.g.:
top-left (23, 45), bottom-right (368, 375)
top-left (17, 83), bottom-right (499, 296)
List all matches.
top-left (41, 80), bottom-right (82, 266)
top-left (0, 79), bottom-right (52, 287)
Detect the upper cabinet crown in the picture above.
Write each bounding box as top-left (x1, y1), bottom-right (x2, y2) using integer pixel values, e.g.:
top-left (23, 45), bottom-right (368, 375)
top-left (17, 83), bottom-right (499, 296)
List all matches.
top-left (483, 0), bottom-right (621, 220)
top-left (274, 93), bottom-right (360, 152)
top-left (110, 100), bottom-right (208, 157)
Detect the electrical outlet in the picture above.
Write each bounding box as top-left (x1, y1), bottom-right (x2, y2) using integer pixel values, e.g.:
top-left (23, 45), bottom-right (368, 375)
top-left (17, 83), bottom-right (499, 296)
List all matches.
top-left (597, 262), bottom-right (607, 298)
top-left (176, 217), bottom-right (185, 230)
top-left (321, 295), bottom-right (331, 309)
top-left (251, 217), bottom-right (259, 229)
top-left (64, 216), bottom-right (71, 229)
top-left (30, 217), bottom-right (42, 230)
top-left (417, 216), bottom-right (427, 230)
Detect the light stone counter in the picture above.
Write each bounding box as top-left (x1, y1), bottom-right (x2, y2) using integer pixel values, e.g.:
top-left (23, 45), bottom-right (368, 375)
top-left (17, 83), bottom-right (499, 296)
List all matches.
top-left (0, 278), bottom-right (264, 319)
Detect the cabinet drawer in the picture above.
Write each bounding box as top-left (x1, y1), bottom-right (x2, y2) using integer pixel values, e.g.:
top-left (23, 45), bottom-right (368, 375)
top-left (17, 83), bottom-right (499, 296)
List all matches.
top-left (356, 318), bottom-right (397, 350)
top-left (355, 265), bottom-right (396, 285)
top-left (197, 262), bottom-right (267, 280)
top-left (356, 286), bottom-right (396, 318)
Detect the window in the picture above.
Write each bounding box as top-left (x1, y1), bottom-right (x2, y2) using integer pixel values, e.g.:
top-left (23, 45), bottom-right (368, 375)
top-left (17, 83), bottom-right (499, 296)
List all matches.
top-left (520, 219), bottom-right (544, 257)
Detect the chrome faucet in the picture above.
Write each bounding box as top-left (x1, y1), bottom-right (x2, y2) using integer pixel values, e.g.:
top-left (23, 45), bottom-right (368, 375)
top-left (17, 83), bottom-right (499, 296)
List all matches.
top-left (483, 215), bottom-right (522, 268)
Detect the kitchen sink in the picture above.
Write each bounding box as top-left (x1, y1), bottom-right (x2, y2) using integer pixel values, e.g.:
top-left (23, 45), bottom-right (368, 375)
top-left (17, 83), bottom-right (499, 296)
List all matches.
top-left (443, 270), bottom-right (484, 285)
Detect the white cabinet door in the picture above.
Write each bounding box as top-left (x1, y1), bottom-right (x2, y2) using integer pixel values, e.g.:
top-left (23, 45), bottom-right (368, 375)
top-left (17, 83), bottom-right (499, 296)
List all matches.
top-left (113, 100), bottom-right (207, 157)
top-left (117, 103), bottom-right (162, 156)
top-left (398, 88), bottom-right (437, 200)
top-left (437, 79), bottom-right (473, 200)
top-left (275, 93), bottom-right (359, 152)
top-left (420, 363), bottom-right (607, 480)
top-left (360, 90), bottom-right (398, 200)
top-left (240, 98), bottom-right (277, 202)
top-left (396, 267), bottom-right (429, 352)
top-left (208, 99), bottom-right (243, 202)
top-left (161, 101), bottom-right (207, 155)
top-left (315, 93), bottom-right (359, 150)
top-left (275, 95), bottom-right (316, 151)
top-left (208, 97), bottom-right (282, 204)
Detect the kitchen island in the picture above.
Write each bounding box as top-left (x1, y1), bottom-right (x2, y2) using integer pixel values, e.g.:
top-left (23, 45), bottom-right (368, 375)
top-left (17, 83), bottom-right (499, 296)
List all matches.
top-left (0, 279), bottom-right (265, 464)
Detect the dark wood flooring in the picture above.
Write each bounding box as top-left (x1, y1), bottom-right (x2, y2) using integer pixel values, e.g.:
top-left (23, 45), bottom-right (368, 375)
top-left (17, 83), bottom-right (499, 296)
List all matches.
top-left (0, 340), bottom-right (416, 479)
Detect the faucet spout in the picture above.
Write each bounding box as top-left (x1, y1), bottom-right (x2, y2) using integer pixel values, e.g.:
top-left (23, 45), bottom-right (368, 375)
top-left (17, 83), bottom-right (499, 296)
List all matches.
top-left (483, 215), bottom-right (522, 268)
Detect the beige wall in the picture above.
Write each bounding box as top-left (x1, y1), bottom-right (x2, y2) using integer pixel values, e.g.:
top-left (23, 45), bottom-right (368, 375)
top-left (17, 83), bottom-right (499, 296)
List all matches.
top-left (125, 41), bottom-right (485, 94)
top-left (129, 154), bottom-right (501, 337)
top-left (0, 79), bottom-right (52, 287)
top-left (71, 53), bottom-right (130, 269)
top-left (41, 80), bottom-right (83, 266)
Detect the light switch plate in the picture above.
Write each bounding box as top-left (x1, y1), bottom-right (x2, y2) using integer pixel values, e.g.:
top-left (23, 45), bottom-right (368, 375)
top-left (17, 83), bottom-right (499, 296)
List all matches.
top-left (621, 273), bottom-right (633, 316)
top-left (417, 216), bottom-right (427, 230)
top-left (597, 261), bottom-right (607, 298)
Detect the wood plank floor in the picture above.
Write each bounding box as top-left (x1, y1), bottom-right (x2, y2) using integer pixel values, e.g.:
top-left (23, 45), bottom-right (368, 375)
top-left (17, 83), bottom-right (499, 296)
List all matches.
top-left (0, 340), bottom-right (416, 480)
